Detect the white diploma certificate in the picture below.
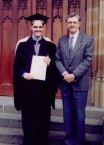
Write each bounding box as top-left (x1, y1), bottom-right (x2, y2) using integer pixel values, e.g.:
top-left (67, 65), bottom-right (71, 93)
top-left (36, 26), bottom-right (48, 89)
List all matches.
top-left (30, 55), bottom-right (47, 81)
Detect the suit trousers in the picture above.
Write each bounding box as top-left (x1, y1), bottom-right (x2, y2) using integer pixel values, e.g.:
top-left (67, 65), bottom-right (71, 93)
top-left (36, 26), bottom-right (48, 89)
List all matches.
top-left (60, 81), bottom-right (88, 145)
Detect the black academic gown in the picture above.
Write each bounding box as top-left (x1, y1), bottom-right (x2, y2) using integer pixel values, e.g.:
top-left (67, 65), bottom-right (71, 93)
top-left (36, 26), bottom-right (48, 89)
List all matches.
top-left (13, 37), bottom-right (59, 145)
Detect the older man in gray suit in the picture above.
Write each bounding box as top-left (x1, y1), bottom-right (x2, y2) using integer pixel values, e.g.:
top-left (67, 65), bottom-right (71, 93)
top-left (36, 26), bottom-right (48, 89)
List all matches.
top-left (55, 13), bottom-right (94, 145)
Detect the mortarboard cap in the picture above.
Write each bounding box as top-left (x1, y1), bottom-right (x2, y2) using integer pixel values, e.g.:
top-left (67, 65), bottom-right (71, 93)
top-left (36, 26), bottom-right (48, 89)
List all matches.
top-left (25, 13), bottom-right (49, 24)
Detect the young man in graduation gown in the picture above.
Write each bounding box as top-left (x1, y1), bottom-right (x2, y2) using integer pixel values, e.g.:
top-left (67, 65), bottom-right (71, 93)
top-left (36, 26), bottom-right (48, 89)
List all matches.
top-left (13, 13), bottom-right (58, 145)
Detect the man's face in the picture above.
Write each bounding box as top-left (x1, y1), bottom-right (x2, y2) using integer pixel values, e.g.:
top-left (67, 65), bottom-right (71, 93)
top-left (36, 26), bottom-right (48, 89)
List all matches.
top-left (30, 20), bottom-right (44, 38)
top-left (66, 16), bottom-right (81, 34)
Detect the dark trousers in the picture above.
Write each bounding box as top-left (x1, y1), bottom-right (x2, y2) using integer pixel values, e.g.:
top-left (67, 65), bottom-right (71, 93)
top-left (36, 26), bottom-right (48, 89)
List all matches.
top-left (61, 81), bottom-right (88, 145)
top-left (21, 98), bottom-right (51, 145)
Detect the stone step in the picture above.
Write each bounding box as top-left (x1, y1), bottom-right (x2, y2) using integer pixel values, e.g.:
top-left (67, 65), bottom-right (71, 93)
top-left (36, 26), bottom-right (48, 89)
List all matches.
top-left (1, 104), bottom-right (104, 120)
top-left (85, 106), bottom-right (104, 119)
top-left (0, 127), bottom-right (64, 145)
top-left (0, 97), bottom-right (104, 119)
top-left (0, 126), bottom-right (103, 145)
top-left (0, 113), bottom-right (103, 133)
top-left (0, 97), bottom-right (103, 144)
top-left (0, 143), bottom-right (15, 145)
top-left (0, 143), bottom-right (16, 145)
top-left (0, 113), bottom-right (103, 144)
top-left (85, 118), bottom-right (103, 134)
top-left (0, 142), bottom-right (102, 145)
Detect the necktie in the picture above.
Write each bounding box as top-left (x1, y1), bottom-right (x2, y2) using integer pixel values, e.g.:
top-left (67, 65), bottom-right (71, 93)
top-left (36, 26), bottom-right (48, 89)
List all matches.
top-left (69, 36), bottom-right (74, 52)
top-left (34, 41), bottom-right (39, 55)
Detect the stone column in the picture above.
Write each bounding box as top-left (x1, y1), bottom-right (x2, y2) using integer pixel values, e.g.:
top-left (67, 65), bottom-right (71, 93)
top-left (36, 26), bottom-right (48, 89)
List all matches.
top-left (86, 0), bottom-right (99, 106)
top-left (95, 72), bottom-right (101, 107)
top-left (100, 74), bottom-right (104, 108)
top-left (99, 0), bottom-right (104, 108)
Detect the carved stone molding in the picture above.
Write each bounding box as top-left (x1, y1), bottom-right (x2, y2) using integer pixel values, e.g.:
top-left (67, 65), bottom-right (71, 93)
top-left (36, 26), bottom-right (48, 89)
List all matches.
top-left (52, 0), bottom-right (62, 9)
top-left (18, 16), bottom-right (25, 22)
top-left (3, 0), bottom-right (12, 10)
top-left (36, 0), bottom-right (47, 10)
top-left (18, 0), bottom-right (27, 10)
top-left (52, 0), bottom-right (62, 21)
top-left (68, 0), bottom-right (80, 8)
top-left (3, 16), bottom-right (12, 23)
top-left (53, 15), bottom-right (62, 22)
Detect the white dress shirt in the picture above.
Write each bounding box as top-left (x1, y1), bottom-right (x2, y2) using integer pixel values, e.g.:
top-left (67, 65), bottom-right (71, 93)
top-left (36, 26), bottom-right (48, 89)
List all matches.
top-left (69, 30), bottom-right (79, 49)
top-left (62, 30), bottom-right (79, 76)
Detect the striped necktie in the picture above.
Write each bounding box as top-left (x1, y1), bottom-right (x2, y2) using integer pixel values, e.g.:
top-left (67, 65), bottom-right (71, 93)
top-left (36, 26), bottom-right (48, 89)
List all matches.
top-left (34, 41), bottom-right (39, 55)
top-left (69, 36), bottom-right (74, 52)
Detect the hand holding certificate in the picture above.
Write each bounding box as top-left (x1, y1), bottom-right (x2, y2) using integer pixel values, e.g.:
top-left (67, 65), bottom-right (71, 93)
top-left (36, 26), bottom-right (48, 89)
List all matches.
top-left (30, 55), bottom-right (47, 81)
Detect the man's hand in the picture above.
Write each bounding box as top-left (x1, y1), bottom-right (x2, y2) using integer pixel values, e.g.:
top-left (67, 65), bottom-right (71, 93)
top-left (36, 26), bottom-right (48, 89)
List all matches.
top-left (23, 73), bottom-right (34, 80)
top-left (44, 55), bottom-right (51, 65)
top-left (63, 73), bottom-right (75, 83)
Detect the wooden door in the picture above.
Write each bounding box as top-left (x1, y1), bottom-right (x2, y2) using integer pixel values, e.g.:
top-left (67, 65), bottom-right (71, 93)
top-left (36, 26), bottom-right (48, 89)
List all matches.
top-left (0, 0), bottom-right (86, 96)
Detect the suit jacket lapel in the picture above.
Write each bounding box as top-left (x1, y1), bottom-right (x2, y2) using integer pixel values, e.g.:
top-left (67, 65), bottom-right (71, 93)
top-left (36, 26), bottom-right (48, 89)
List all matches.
top-left (69, 32), bottom-right (83, 64)
top-left (63, 35), bottom-right (70, 62)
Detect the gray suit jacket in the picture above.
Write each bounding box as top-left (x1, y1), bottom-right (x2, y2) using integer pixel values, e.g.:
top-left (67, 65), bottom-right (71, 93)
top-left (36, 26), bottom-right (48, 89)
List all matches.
top-left (55, 32), bottom-right (94, 91)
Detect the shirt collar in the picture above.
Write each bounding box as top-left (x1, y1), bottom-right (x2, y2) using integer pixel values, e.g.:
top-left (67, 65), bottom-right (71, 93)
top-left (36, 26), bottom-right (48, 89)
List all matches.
top-left (32, 35), bottom-right (42, 41)
top-left (69, 30), bottom-right (79, 38)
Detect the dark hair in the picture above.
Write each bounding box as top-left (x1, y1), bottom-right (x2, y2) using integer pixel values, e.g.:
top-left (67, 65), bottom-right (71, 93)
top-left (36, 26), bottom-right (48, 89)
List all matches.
top-left (66, 13), bottom-right (81, 22)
